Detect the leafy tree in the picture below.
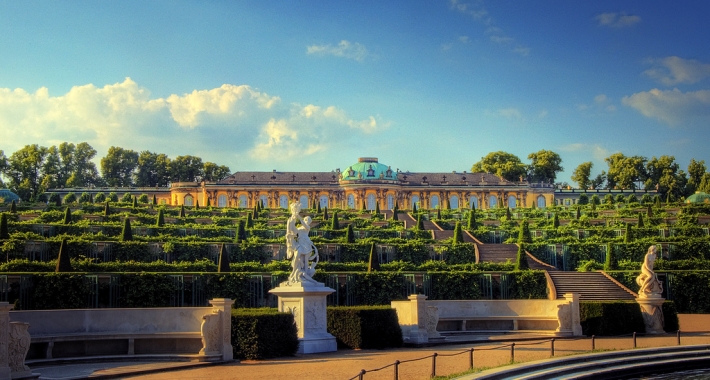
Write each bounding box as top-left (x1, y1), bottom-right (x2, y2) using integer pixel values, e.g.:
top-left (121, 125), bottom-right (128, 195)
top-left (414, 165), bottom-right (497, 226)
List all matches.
top-left (571, 162), bottom-right (593, 190)
top-left (121, 193), bottom-right (133, 203)
top-left (471, 151), bottom-right (527, 182)
top-left (605, 153), bottom-right (647, 190)
top-left (644, 155), bottom-right (687, 200)
top-left (67, 142), bottom-right (100, 187)
top-left (0, 150), bottom-right (7, 187)
top-left (108, 192), bottom-right (118, 202)
top-left (687, 159), bottom-right (707, 195)
top-left (591, 171), bottom-right (607, 190)
top-left (0, 213), bottom-right (9, 239)
top-left (527, 150), bottom-right (563, 183)
top-left (63, 192), bottom-right (77, 204)
top-left (627, 194), bottom-right (638, 204)
top-left (615, 194), bottom-right (626, 203)
top-left (101, 146), bottom-right (139, 187)
top-left (120, 217), bottom-right (133, 241)
top-left (135, 151), bottom-right (171, 187)
top-left (604, 194), bottom-right (614, 204)
top-left (5, 144), bottom-right (48, 201)
top-left (169, 155), bottom-right (204, 182)
top-left (578, 193), bottom-right (589, 205)
top-left (138, 194), bottom-right (149, 203)
top-left (203, 162), bottom-right (231, 182)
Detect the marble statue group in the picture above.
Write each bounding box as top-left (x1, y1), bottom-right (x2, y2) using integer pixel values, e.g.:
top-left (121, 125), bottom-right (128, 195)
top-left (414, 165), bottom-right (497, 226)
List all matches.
top-left (286, 202), bottom-right (319, 285)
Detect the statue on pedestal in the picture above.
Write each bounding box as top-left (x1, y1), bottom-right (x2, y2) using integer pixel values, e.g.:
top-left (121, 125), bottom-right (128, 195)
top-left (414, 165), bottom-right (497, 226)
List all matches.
top-left (286, 202), bottom-right (319, 285)
top-left (636, 246), bottom-right (663, 298)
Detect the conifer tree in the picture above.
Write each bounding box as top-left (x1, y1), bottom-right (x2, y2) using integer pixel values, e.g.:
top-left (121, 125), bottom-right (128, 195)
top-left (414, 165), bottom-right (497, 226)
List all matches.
top-left (436, 207), bottom-right (441, 220)
top-left (412, 202), bottom-right (417, 213)
top-left (55, 239), bottom-right (73, 272)
top-left (367, 243), bottom-right (380, 272)
top-left (317, 202), bottom-right (322, 214)
top-left (392, 204), bottom-right (399, 221)
top-left (553, 213), bottom-right (560, 228)
top-left (236, 220), bottom-right (247, 242)
top-left (132, 196), bottom-right (138, 209)
top-left (246, 212), bottom-right (254, 228)
top-left (323, 206), bottom-right (329, 220)
top-left (104, 201), bottom-right (110, 218)
top-left (153, 195), bottom-right (157, 206)
top-left (375, 201), bottom-right (380, 215)
top-left (467, 209), bottom-right (476, 230)
top-left (518, 219), bottom-right (531, 244)
top-left (654, 196), bottom-right (662, 208)
top-left (179, 205), bottom-right (186, 218)
top-left (515, 244), bottom-right (529, 270)
top-left (345, 223), bottom-right (355, 243)
top-left (0, 213), bottom-right (9, 239)
top-left (121, 217), bottom-right (133, 241)
top-left (206, 198), bottom-right (211, 207)
top-left (576, 207), bottom-right (581, 220)
top-left (156, 208), bottom-right (165, 227)
top-left (604, 243), bottom-right (617, 271)
top-left (63, 207), bottom-right (72, 225)
top-left (312, 199), bottom-right (317, 210)
top-left (416, 214), bottom-right (424, 230)
top-left (361, 200), bottom-right (366, 212)
top-left (624, 222), bottom-right (632, 243)
top-left (446, 199), bottom-right (451, 210)
top-left (506, 207), bottom-right (512, 220)
top-left (10, 200), bottom-right (16, 213)
top-left (531, 200), bottom-right (536, 210)
top-left (195, 200), bottom-right (200, 210)
top-left (331, 211), bottom-right (339, 230)
top-left (217, 244), bottom-right (230, 273)
top-left (453, 221), bottom-right (464, 244)
top-left (638, 212), bottom-right (644, 228)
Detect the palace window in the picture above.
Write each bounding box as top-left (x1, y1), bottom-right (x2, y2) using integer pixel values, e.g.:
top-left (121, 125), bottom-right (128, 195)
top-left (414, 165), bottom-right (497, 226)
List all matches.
top-left (184, 195), bottom-right (194, 206)
top-left (300, 195), bottom-right (309, 210)
top-left (218, 195), bottom-right (227, 208)
top-left (280, 195), bottom-right (289, 209)
top-left (450, 195), bottom-right (459, 209)
top-left (239, 195), bottom-right (247, 208)
top-left (431, 195), bottom-right (439, 209)
top-left (347, 194), bottom-right (355, 209)
top-left (508, 196), bottom-right (517, 209)
top-left (489, 195), bottom-right (498, 208)
top-left (387, 194), bottom-right (394, 210)
top-left (367, 194), bottom-right (376, 210)
top-left (320, 195), bottom-right (329, 209)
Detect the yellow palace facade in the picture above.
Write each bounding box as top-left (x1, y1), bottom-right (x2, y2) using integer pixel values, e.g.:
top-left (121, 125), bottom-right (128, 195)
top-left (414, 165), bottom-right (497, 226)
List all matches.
top-left (170, 158), bottom-right (555, 211)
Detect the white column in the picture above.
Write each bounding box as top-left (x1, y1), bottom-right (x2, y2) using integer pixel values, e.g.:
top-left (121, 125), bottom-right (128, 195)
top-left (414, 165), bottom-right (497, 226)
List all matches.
top-left (209, 298), bottom-right (235, 361)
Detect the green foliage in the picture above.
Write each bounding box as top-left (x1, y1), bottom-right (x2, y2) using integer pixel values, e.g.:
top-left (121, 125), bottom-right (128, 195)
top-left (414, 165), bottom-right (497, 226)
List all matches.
top-left (94, 192), bottom-right (106, 203)
top-left (467, 209), bottom-right (476, 229)
top-left (10, 200), bottom-right (17, 213)
top-left (138, 194), bottom-right (149, 203)
top-left (345, 224), bottom-right (355, 243)
top-left (579, 301), bottom-right (645, 336)
top-left (637, 212), bottom-right (644, 228)
top-left (246, 212), bottom-right (254, 228)
top-left (416, 214), bottom-right (424, 230)
top-left (367, 243), bottom-right (380, 272)
top-left (231, 308), bottom-right (298, 360)
top-left (518, 220), bottom-right (531, 244)
top-left (331, 211), bottom-right (339, 230)
top-left (79, 192), bottom-right (92, 203)
top-left (236, 220), bottom-right (247, 242)
top-left (120, 217), bottom-right (133, 241)
top-left (179, 204), bottom-right (185, 218)
top-left (103, 201), bottom-right (110, 217)
top-left (427, 272), bottom-right (483, 300)
top-left (0, 213), bottom-right (8, 239)
top-left (156, 208), bottom-right (165, 227)
top-left (218, 244), bottom-right (230, 272)
top-left (107, 192), bottom-right (118, 202)
top-left (553, 213), bottom-right (559, 228)
top-left (662, 301), bottom-right (680, 332)
top-left (452, 221), bottom-right (464, 244)
top-left (515, 244), bottom-right (529, 270)
top-left (507, 270), bottom-right (547, 299)
top-left (604, 243), bottom-right (617, 271)
top-left (63, 207), bottom-right (72, 225)
top-left (666, 271), bottom-right (710, 313)
top-left (624, 223), bottom-right (632, 243)
top-left (121, 193), bottom-right (133, 203)
top-left (55, 239), bottom-right (73, 272)
top-left (578, 193), bottom-right (589, 205)
top-left (63, 192), bottom-right (77, 204)
top-left (327, 306), bottom-right (403, 349)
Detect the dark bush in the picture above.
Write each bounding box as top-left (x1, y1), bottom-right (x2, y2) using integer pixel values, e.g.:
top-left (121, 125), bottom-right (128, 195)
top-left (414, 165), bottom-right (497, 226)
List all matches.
top-left (231, 308), bottom-right (298, 359)
top-left (327, 306), bottom-right (403, 349)
top-left (579, 301), bottom-right (645, 336)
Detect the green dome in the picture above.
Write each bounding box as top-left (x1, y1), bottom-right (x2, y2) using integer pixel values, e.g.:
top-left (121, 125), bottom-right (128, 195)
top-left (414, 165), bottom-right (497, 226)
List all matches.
top-left (341, 158), bottom-right (397, 181)
top-left (686, 192), bottom-right (710, 204)
top-left (0, 189), bottom-right (21, 204)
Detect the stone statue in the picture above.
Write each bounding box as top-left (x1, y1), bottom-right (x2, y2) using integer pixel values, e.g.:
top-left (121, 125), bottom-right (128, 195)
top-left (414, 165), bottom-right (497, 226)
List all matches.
top-left (286, 202), bottom-right (319, 285)
top-left (636, 246), bottom-right (663, 298)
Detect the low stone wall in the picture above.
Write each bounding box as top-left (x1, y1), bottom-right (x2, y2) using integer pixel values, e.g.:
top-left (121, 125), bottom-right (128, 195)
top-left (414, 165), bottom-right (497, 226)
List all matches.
top-left (392, 294), bottom-right (582, 345)
top-left (0, 299), bottom-right (233, 379)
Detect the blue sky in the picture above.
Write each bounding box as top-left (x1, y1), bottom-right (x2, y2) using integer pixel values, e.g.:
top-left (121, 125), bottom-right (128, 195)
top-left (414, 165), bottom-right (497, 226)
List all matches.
top-left (1, 1), bottom-right (709, 184)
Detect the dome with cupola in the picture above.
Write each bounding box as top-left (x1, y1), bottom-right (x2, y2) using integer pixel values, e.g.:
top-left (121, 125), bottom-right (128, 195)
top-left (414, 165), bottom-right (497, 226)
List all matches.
top-left (686, 192), bottom-right (710, 204)
top-left (340, 158), bottom-right (397, 181)
top-left (0, 189), bottom-right (21, 204)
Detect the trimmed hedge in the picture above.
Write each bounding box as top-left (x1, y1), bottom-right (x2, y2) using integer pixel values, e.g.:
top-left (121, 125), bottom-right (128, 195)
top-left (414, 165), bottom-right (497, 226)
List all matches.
top-left (579, 301), bottom-right (678, 336)
top-left (326, 306), bottom-right (403, 349)
top-left (231, 308), bottom-right (299, 360)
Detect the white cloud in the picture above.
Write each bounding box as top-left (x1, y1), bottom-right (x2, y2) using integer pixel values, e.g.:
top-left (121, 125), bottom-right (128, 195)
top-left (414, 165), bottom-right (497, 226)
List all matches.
top-left (449, 0), bottom-right (489, 23)
top-left (306, 40), bottom-right (371, 62)
top-left (559, 143), bottom-right (609, 161)
top-left (498, 108), bottom-right (522, 120)
top-left (458, 35), bottom-right (469, 44)
top-left (643, 56), bottom-right (710, 86)
top-left (595, 12), bottom-right (641, 28)
top-left (450, 0), bottom-right (529, 57)
top-left (513, 45), bottom-right (530, 57)
top-left (0, 78), bottom-right (386, 166)
top-left (622, 88), bottom-right (710, 126)
top-left (538, 109), bottom-right (548, 118)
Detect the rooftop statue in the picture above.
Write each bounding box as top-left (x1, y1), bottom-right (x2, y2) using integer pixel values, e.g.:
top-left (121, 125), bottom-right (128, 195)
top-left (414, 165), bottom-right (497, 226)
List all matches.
top-left (286, 202), bottom-right (319, 285)
top-left (636, 246), bottom-right (663, 298)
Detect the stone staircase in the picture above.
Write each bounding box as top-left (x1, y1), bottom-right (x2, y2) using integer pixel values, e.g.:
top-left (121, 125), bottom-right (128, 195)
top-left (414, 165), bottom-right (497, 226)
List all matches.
top-left (547, 271), bottom-right (637, 300)
top-left (476, 244), bottom-right (518, 263)
top-left (431, 229), bottom-right (477, 243)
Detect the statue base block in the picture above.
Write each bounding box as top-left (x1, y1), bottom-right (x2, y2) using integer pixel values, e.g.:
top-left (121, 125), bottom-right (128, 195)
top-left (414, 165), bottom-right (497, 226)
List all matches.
top-left (269, 282), bottom-right (337, 354)
top-left (637, 297), bottom-right (666, 334)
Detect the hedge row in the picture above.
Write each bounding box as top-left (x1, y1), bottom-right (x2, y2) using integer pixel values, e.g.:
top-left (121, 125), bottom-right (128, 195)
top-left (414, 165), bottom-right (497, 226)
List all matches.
top-left (579, 301), bottom-right (678, 336)
top-left (231, 308), bottom-right (299, 360)
top-left (327, 306), bottom-right (403, 349)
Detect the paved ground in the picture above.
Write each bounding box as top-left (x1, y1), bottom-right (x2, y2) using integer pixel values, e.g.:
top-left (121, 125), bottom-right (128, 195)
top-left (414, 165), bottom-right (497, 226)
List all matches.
top-left (31, 314), bottom-right (710, 380)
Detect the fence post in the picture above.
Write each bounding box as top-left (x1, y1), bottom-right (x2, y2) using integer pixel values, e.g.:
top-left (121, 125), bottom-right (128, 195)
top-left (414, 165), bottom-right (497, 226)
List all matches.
top-left (633, 332), bottom-right (637, 348)
top-left (677, 330), bottom-right (681, 346)
top-left (592, 335), bottom-right (595, 350)
top-left (550, 338), bottom-right (555, 356)
top-left (359, 369), bottom-right (366, 380)
top-left (510, 343), bottom-right (515, 363)
top-left (469, 348), bottom-right (474, 369)
top-left (431, 353), bottom-right (438, 378)
top-left (394, 360), bottom-right (399, 380)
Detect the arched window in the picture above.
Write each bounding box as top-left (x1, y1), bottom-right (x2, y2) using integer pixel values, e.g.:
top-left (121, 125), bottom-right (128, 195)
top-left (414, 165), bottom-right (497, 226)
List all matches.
top-left (319, 195), bottom-right (329, 209)
top-left (347, 194), bottom-right (355, 209)
top-left (411, 195), bottom-right (420, 209)
top-left (238, 195), bottom-right (247, 208)
top-left (217, 195), bottom-right (227, 208)
top-left (489, 195), bottom-right (497, 208)
top-left (469, 196), bottom-right (479, 210)
top-left (508, 196), bottom-right (517, 209)
top-left (280, 195), bottom-right (289, 209)
top-left (387, 194), bottom-right (394, 210)
top-left (430, 195), bottom-right (439, 209)
top-left (367, 194), bottom-right (377, 210)
top-left (259, 195), bottom-right (268, 208)
top-left (300, 195), bottom-right (309, 210)
top-left (450, 195), bottom-right (459, 209)
top-left (184, 195), bottom-right (194, 206)
top-left (537, 195), bottom-right (546, 208)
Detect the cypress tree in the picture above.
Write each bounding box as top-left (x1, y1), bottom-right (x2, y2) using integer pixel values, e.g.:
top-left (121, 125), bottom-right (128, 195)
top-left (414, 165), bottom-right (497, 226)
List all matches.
top-left (217, 244), bottom-right (230, 272)
top-left (104, 201), bottom-right (110, 218)
top-left (436, 207), bottom-right (441, 220)
top-left (55, 195), bottom-right (62, 207)
top-left (604, 243), bottom-right (617, 271)
top-left (246, 212), bottom-right (254, 228)
top-left (236, 220), bottom-right (247, 241)
top-left (624, 222), bottom-right (632, 243)
top-left (345, 223), bottom-right (355, 243)
top-left (375, 201), bottom-right (380, 215)
top-left (156, 208), bottom-right (165, 227)
top-left (446, 199), bottom-right (451, 210)
top-left (323, 206), bottom-right (329, 220)
top-left (152, 195), bottom-right (157, 206)
top-left (467, 209), bottom-right (476, 230)
top-left (412, 202), bottom-right (417, 213)
top-left (518, 219), bottom-right (531, 244)
top-left (179, 205), bottom-right (186, 218)
top-left (195, 200), bottom-right (200, 210)
top-left (647, 204), bottom-right (653, 218)
top-left (317, 202), bottom-right (322, 214)
top-left (132, 196), bottom-right (138, 209)
top-left (392, 205), bottom-right (399, 221)
top-left (0, 213), bottom-right (9, 239)
top-left (453, 221), bottom-right (464, 244)
top-left (591, 202), bottom-right (597, 212)
top-left (331, 211), bottom-right (339, 230)
top-left (367, 243), bottom-right (380, 272)
top-left (55, 239), bottom-right (73, 272)
top-left (531, 200), bottom-right (536, 210)
top-left (553, 213), bottom-right (560, 228)
top-left (654, 196), bottom-right (662, 208)
top-left (312, 199), bottom-right (317, 210)
top-left (361, 200), bottom-right (366, 212)
top-left (416, 214), bottom-right (424, 230)
top-left (515, 244), bottom-right (529, 270)
top-left (121, 217), bottom-right (133, 241)
top-left (10, 200), bottom-right (17, 213)
top-left (206, 198), bottom-right (211, 207)
top-left (666, 192), bottom-right (671, 204)
top-left (63, 207), bottom-right (72, 224)
top-left (506, 207), bottom-right (512, 220)
top-left (637, 212), bottom-right (644, 228)
top-left (576, 207), bottom-right (581, 220)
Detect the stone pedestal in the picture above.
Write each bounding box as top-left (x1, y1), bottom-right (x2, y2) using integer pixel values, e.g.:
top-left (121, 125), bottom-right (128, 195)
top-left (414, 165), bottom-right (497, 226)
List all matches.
top-left (1, 302), bottom-right (11, 380)
top-left (208, 298), bottom-right (235, 361)
top-left (269, 283), bottom-right (337, 354)
top-left (391, 294), bottom-right (429, 345)
top-left (637, 297), bottom-right (665, 334)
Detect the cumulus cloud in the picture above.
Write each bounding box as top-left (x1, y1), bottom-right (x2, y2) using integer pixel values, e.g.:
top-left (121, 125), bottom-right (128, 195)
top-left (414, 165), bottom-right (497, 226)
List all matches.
top-left (643, 56), bottom-right (710, 86)
top-left (306, 40), bottom-right (371, 62)
top-left (0, 78), bottom-right (386, 165)
top-left (595, 12), bottom-right (641, 28)
top-left (559, 143), bottom-right (610, 161)
top-left (622, 88), bottom-right (710, 126)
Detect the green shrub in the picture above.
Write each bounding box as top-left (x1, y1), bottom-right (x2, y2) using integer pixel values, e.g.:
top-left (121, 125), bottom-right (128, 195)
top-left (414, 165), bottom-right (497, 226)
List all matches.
top-left (231, 308), bottom-right (298, 360)
top-left (579, 301), bottom-right (645, 336)
top-left (327, 306), bottom-right (403, 349)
